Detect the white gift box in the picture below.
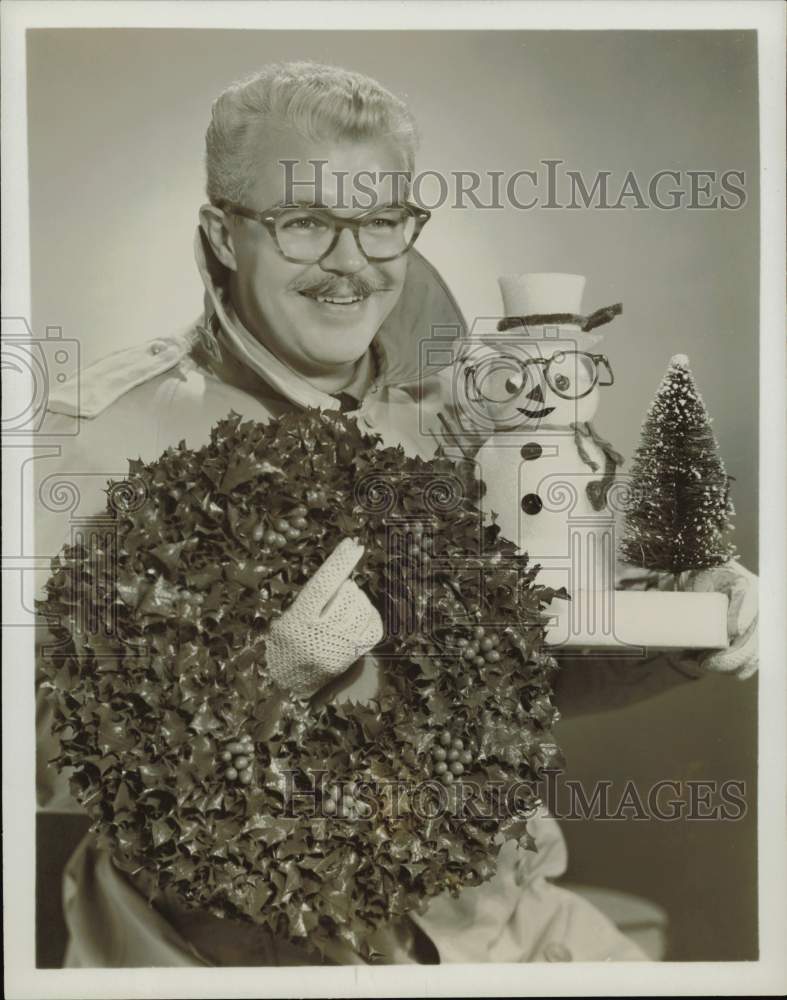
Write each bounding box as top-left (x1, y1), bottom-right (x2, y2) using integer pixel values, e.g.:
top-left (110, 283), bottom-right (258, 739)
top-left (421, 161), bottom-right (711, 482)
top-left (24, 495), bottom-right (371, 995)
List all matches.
top-left (544, 589), bottom-right (729, 651)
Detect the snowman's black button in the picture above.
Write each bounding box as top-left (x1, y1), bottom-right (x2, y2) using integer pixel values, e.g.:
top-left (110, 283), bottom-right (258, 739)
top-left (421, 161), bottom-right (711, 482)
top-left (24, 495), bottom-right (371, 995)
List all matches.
top-left (520, 442), bottom-right (543, 461)
top-left (521, 493), bottom-right (543, 515)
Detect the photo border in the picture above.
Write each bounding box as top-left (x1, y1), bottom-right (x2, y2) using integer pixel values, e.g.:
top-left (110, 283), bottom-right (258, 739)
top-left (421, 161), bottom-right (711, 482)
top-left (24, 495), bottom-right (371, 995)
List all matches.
top-left (3, 2), bottom-right (785, 997)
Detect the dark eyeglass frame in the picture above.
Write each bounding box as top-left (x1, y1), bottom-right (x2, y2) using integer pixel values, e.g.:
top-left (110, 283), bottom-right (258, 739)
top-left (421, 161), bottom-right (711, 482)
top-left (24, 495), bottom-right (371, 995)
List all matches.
top-left (465, 350), bottom-right (615, 403)
top-left (214, 198), bottom-right (432, 264)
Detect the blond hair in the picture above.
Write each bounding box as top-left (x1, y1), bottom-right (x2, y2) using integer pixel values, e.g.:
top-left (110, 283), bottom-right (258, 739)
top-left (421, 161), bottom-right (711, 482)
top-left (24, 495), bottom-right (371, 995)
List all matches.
top-left (205, 61), bottom-right (419, 204)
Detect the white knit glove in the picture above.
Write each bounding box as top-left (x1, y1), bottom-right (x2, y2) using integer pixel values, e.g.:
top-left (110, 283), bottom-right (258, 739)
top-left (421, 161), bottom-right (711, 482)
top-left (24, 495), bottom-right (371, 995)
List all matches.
top-left (265, 538), bottom-right (384, 699)
top-left (616, 559), bottom-right (758, 680)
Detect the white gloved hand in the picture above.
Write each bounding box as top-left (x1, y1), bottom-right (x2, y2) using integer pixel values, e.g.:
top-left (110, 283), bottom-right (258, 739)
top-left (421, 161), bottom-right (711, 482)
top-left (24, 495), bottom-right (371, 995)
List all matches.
top-left (265, 538), bottom-right (384, 699)
top-left (616, 559), bottom-right (758, 680)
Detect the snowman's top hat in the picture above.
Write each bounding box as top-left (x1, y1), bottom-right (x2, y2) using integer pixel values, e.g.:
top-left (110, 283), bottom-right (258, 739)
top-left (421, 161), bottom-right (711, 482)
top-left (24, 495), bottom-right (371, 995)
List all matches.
top-left (499, 273), bottom-right (586, 321)
top-left (497, 272), bottom-right (622, 340)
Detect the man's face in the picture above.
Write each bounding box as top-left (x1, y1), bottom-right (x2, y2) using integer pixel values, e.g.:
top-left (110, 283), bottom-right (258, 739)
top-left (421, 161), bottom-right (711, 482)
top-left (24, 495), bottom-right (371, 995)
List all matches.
top-left (226, 127), bottom-right (410, 375)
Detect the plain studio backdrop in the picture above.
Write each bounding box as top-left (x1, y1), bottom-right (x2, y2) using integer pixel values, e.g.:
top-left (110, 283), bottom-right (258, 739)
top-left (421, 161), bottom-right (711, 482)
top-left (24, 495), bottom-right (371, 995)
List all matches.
top-left (28, 30), bottom-right (758, 962)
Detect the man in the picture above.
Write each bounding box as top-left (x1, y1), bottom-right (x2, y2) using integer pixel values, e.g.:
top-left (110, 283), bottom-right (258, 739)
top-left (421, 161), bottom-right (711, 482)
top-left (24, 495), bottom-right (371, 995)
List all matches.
top-left (35, 61), bottom-right (757, 967)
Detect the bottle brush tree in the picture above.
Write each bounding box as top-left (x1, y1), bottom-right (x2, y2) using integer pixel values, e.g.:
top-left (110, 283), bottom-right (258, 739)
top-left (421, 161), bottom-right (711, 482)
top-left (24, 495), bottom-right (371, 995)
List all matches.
top-left (619, 354), bottom-right (736, 574)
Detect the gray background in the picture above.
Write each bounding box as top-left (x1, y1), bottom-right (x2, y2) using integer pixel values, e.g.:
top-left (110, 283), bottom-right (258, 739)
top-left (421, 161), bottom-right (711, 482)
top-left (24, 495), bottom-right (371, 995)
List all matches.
top-left (28, 29), bottom-right (758, 962)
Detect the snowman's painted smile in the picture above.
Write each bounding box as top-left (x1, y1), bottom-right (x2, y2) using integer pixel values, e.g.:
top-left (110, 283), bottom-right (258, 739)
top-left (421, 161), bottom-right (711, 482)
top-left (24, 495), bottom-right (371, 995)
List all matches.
top-left (517, 406), bottom-right (556, 419)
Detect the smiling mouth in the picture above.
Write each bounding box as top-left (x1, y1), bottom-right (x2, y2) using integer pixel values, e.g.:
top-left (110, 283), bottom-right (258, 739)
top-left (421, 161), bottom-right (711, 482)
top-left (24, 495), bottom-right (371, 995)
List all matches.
top-left (516, 406), bottom-right (556, 419)
top-left (299, 291), bottom-right (371, 306)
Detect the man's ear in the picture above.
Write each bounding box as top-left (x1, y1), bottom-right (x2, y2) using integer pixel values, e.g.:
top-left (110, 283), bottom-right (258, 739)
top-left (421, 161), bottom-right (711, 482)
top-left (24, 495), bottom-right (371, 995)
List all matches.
top-left (199, 204), bottom-right (238, 272)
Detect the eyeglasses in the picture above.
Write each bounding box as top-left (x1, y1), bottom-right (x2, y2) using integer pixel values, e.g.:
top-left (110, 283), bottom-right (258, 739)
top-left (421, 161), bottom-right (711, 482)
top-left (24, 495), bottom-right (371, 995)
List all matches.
top-left (465, 350), bottom-right (615, 404)
top-left (214, 199), bottom-right (431, 264)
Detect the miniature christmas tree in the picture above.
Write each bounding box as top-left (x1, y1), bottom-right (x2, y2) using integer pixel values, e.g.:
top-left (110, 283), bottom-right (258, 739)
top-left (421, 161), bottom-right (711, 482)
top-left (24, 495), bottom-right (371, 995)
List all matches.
top-left (619, 354), bottom-right (736, 574)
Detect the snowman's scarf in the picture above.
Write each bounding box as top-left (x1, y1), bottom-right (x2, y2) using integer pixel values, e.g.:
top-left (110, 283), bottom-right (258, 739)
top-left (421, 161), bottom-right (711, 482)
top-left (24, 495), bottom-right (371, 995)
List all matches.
top-left (572, 420), bottom-right (625, 511)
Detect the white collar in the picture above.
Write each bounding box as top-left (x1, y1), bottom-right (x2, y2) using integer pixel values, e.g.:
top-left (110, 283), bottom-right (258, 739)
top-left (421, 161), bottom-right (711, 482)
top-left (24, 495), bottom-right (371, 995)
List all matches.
top-left (194, 228), bottom-right (342, 410)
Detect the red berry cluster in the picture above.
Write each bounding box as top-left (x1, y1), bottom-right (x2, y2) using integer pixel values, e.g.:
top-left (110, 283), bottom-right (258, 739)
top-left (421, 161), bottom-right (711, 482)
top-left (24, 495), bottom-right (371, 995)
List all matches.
top-left (457, 625), bottom-right (502, 666)
top-left (431, 730), bottom-right (475, 784)
top-left (251, 505), bottom-right (310, 551)
top-left (219, 735), bottom-right (254, 785)
top-left (322, 782), bottom-right (373, 819)
top-left (409, 523), bottom-right (433, 561)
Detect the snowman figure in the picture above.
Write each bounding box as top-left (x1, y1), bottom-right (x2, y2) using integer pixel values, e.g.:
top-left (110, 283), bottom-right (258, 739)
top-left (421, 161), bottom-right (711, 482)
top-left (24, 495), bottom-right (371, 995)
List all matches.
top-left (461, 274), bottom-right (624, 633)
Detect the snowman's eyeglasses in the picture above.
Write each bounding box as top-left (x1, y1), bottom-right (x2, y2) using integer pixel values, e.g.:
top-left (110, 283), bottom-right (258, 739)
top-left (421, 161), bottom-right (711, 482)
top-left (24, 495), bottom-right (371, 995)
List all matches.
top-left (465, 350), bottom-right (615, 404)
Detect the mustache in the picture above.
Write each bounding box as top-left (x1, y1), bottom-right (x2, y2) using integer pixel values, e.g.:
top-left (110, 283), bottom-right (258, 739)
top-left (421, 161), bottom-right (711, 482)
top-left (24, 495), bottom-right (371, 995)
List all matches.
top-left (289, 272), bottom-right (394, 298)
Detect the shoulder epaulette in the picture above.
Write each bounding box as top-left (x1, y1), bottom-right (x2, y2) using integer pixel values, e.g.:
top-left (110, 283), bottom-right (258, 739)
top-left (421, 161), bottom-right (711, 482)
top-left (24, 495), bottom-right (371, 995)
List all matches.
top-left (47, 327), bottom-right (200, 419)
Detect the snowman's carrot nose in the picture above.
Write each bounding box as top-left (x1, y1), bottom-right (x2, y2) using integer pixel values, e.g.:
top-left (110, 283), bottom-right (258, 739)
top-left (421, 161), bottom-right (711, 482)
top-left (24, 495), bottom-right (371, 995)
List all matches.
top-left (526, 383), bottom-right (545, 403)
